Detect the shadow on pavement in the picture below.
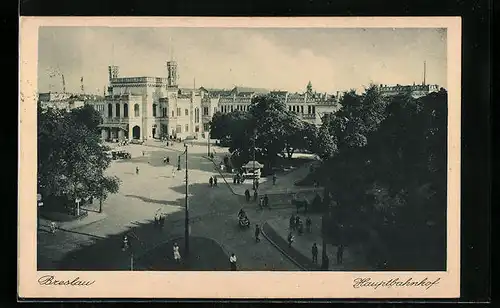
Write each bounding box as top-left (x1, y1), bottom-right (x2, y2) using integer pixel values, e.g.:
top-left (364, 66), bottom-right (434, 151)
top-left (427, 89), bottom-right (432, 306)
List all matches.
top-left (39, 183), bottom-right (244, 271)
top-left (135, 236), bottom-right (229, 271)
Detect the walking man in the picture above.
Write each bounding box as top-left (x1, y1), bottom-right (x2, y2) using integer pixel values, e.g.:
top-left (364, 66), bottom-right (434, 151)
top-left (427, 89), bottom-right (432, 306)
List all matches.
top-left (229, 253), bottom-right (237, 271)
top-left (171, 166), bottom-right (176, 178)
top-left (337, 244), bottom-right (344, 265)
top-left (209, 176), bottom-right (213, 187)
top-left (213, 176), bottom-right (218, 187)
top-left (263, 194), bottom-right (269, 208)
top-left (272, 173), bottom-right (277, 185)
top-left (312, 243), bottom-right (318, 264)
top-left (136, 166), bottom-right (139, 175)
top-left (255, 224), bottom-right (261, 242)
top-left (289, 214), bottom-right (296, 230)
top-left (306, 217), bottom-right (312, 233)
top-left (287, 232), bottom-right (294, 248)
top-left (163, 156), bottom-right (167, 164)
top-left (173, 242), bottom-right (181, 264)
top-left (253, 190), bottom-right (258, 202)
top-left (244, 189), bottom-right (251, 202)
top-left (166, 156), bottom-right (170, 164)
top-left (154, 213), bottom-right (159, 229)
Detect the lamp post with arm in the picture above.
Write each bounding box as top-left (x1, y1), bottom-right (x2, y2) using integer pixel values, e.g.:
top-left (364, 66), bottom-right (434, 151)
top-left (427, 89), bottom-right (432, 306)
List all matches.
top-left (184, 143), bottom-right (190, 261)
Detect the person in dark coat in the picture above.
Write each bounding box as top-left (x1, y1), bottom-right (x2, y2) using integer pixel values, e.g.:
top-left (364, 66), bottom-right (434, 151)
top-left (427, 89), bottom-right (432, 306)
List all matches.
top-left (263, 194), bottom-right (269, 208)
top-left (306, 217), bottom-right (312, 233)
top-left (312, 243), bottom-right (319, 264)
top-left (289, 214), bottom-right (296, 230)
top-left (166, 156), bottom-right (170, 164)
top-left (272, 174), bottom-right (277, 185)
top-left (337, 244), bottom-right (344, 265)
top-left (255, 224), bottom-right (261, 242)
top-left (136, 166), bottom-right (139, 175)
top-left (209, 176), bottom-right (213, 187)
top-left (213, 176), bottom-right (218, 186)
top-left (244, 189), bottom-right (251, 202)
top-left (295, 216), bottom-right (300, 228)
top-left (253, 190), bottom-right (258, 202)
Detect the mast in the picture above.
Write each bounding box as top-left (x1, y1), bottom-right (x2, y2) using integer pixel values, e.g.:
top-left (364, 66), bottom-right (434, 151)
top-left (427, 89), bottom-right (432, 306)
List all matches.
top-left (423, 61), bottom-right (426, 85)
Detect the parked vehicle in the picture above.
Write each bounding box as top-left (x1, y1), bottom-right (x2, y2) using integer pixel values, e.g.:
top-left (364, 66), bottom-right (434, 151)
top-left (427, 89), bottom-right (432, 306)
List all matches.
top-left (111, 150), bottom-right (131, 160)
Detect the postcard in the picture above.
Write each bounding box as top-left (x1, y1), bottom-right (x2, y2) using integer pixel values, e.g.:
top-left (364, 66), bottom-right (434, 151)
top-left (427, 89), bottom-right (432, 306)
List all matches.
top-left (19, 16), bottom-right (461, 299)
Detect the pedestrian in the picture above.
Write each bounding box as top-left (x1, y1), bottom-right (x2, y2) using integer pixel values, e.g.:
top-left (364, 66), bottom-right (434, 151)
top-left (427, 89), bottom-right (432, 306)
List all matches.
top-left (263, 194), bottom-right (269, 208)
top-left (255, 179), bottom-right (259, 190)
top-left (171, 166), bottom-right (176, 178)
top-left (160, 215), bottom-right (165, 229)
top-left (50, 221), bottom-right (57, 234)
top-left (255, 224), bottom-right (261, 242)
top-left (166, 156), bottom-right (170, 164)
top-left (244, 189), bottom-right (251, 202)
top-left (337, 244), bottom-right (344, 265)
top-left (289, 214), bottom-right (295, 230)
top-left (306, 217), bottom-right (312, 233)
top-left (312, 243), bottom-right (318, 264)
top-left (163, 156), bottom-right (167, 164)
top-left (233, 175), bottom-right (237, 184)
top-left (136, 166), bottom-right (139, 175)
top-left (209, 176), bottom-right (213, 187)
top-left (142, 151), bottom-right (145, 156)
top-left (213, 176), bottom-right (218, 187)
top-left (229, 253), bottom-right (237, 271)
top-left (253, 190), bottom-right (258, 202)
top-left (298, 221), bottom-right (304, 235)
top-left (173, 242), bottom-right (181, 263)
top-left (322, 255), bottom-right (330, 270)
top-left (287, 232), bottom-right (294, 248)
top-left (154, 213), bottom-right (159, 228)
top-left (295, 215), bottom-right (300, 229)
top-left (122, 235), bottom-right (129, 251)
top-left (272, 174), bottom-right (277, 185)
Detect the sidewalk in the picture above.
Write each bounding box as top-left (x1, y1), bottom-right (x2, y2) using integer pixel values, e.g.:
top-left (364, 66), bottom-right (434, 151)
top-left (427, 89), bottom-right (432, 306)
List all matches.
top-left (206, 157), bottom-right (323, 197)
top-left (263, 215), bottom-right (372, 271)
top-left (39, 211), bottom-right (108, 231)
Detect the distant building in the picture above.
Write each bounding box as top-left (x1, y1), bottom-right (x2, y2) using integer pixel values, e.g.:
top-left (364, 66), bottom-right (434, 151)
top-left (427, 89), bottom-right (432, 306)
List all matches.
top-left (37, 92), bottom-right (101, 112)
top-left (204, 82), bottom-right (341, 126)
top-left (378, 83), bottom-right (439, 99)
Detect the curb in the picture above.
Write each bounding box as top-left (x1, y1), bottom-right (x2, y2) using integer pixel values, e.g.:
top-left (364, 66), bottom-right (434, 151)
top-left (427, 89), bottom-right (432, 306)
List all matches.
top-left (260, 221), bottom-right (307, 271)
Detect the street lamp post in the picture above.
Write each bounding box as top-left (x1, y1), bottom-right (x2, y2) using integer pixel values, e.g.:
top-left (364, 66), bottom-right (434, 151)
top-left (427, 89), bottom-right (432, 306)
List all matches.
top-left (207, 129), bottom-right (211, 157)
top-left (253, 128), bottom-right (257, 190)
top-left (184, 143), bottom-right (190, 260)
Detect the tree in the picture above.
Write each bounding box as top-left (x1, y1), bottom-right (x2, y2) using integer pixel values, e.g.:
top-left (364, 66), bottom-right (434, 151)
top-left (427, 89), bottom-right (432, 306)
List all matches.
top-left (38, 104), bottom-right (121, 213)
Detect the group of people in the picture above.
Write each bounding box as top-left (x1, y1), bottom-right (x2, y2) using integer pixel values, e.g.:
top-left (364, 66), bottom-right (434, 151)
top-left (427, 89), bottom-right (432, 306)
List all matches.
top-left (154, 213), bottom-right (166, 230)
top-left (289, 214), bottom-right (312, 235)
top-left (244, 188), bottom-right (258, 203)
top-left (209, 176), bottom-right (218, 187)
top-left (232, 173), bottom-right (243, 184)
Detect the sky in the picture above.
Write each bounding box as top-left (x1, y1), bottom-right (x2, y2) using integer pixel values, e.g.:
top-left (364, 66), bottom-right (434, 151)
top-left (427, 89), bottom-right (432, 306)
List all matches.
top-left (38, 27), bottom-right (447, 94)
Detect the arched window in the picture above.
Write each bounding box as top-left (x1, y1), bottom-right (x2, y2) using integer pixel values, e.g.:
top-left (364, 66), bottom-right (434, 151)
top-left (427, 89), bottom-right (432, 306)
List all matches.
top-left (123, 103), bottom-right (128, 117)
top-left (107, 103), bottom-right (113, 118)
top-left (134, 104), bottom-right (140, 117)
top-left (115, 103), bottom-right (120, 117)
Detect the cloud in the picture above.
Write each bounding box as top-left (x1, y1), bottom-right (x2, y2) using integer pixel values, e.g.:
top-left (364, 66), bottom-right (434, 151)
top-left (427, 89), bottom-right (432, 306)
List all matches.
top-left (37, 27), bottom-right (447, 94)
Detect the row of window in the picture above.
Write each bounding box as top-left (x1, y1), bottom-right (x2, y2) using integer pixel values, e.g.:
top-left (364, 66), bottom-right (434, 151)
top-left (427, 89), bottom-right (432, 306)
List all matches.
top-left (219, 105), bottom-right (250, 113)
top-left (106, 103), bottom-right (205, 122)
top-left (289, 105), bottom-right (315, 114)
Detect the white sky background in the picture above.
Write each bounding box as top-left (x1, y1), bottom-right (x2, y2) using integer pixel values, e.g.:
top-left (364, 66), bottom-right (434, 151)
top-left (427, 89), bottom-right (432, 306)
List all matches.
top-left (37, 27), bottom-right (447, 95)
